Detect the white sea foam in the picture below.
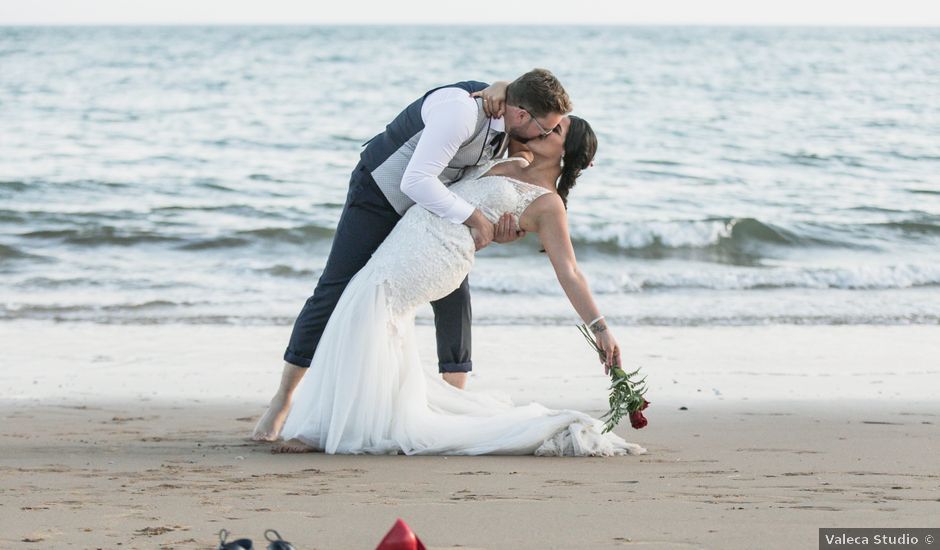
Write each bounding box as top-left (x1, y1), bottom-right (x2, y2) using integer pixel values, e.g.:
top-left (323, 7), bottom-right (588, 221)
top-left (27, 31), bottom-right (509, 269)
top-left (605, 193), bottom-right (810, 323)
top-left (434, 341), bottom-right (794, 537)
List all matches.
top-left (469, 262), bottom-right (940, 295)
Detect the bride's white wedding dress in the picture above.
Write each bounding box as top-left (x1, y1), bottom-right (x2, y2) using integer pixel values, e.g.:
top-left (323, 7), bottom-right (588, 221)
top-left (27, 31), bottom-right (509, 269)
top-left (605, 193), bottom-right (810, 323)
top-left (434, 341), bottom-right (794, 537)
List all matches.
top-left (279, 160), bottom-right (646, 456)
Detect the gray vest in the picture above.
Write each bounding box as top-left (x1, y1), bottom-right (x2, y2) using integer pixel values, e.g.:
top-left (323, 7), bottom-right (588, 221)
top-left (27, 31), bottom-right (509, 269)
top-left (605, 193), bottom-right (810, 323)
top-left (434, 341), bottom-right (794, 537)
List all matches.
top-left (360, 81), bottom-right (507, 215)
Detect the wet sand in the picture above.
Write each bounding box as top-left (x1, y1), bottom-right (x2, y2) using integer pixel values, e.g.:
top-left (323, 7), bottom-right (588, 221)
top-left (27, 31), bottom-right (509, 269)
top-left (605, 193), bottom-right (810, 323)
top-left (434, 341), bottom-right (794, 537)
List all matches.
top-left (1, 323), bottom-right (938, 548)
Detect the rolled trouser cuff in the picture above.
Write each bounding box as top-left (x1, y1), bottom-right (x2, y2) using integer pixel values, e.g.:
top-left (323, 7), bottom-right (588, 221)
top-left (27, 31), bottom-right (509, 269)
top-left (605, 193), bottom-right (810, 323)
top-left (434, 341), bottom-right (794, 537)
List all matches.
top-left (283, 348), bottom-right (312, 369)
top-left (439, 361), bottom-right (472, 374)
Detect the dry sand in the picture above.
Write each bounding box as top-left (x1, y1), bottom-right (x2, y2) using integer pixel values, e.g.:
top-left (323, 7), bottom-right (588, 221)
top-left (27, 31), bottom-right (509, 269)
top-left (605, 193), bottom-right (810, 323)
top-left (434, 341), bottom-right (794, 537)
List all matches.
top-left (1, 323), bottom-right (938, 549)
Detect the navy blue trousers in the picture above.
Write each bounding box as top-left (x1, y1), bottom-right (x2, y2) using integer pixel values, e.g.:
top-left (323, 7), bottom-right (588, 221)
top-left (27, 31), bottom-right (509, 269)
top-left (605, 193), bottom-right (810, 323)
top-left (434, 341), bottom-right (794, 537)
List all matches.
top-left (284, 163), bottom-right (472, 373)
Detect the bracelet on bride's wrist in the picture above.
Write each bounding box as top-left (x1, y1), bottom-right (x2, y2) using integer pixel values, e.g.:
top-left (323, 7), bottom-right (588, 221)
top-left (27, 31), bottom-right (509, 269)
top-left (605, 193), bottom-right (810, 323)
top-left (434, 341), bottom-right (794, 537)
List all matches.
top-left (587, 315), bottom-right (605, 328)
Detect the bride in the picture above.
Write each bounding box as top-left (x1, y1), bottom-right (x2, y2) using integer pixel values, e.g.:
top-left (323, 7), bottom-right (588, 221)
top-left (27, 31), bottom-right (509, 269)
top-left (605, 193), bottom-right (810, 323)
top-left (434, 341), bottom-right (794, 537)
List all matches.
top-left (275, 116), bottom-right (646, 456)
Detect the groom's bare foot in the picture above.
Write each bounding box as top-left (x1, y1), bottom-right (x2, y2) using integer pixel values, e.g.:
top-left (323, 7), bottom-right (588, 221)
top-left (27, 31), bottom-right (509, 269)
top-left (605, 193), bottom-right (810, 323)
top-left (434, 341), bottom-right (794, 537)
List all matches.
top-left (251, 396), bottom-right (291, 442)
top-left (252, 362), bottom-right (308, 441)
top-left (272, 438), bottom-right (317, 453)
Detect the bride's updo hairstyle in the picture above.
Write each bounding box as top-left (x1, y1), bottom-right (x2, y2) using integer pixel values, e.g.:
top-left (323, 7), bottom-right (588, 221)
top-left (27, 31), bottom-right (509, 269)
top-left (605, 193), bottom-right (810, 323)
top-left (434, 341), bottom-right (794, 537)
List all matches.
top-left (558, 116), bottom-right (597, 210)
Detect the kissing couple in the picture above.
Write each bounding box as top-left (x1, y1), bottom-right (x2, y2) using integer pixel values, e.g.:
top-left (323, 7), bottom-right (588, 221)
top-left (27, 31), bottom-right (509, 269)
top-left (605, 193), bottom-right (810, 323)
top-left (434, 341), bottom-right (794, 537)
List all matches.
top-left (251, 69), bottom-right (646, 457)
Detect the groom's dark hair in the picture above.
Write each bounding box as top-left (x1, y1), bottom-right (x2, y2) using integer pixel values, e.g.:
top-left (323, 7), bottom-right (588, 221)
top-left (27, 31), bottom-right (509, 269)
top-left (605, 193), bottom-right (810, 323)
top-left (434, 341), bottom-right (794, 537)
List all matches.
top-left (506, 69), bottom-right (572, 117)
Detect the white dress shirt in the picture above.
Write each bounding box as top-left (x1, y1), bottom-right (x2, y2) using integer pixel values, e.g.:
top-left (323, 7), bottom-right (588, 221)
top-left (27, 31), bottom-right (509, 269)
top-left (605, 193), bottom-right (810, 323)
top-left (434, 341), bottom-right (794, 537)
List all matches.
top-left (400, 87), bottom-right (505, 224)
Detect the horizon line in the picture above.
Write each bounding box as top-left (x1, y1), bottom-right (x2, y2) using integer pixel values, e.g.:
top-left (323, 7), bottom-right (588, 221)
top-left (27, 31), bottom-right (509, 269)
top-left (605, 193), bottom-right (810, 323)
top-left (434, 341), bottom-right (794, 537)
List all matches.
top-left (3, 22), bottom-right (940, 28)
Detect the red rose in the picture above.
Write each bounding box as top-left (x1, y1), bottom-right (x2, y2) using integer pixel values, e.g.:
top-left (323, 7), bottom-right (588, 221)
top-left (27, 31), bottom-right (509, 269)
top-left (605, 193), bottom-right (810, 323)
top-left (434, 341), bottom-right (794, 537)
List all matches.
top-left (629, 410), bottom-right (648, 429)
top-left (629, 399), bottom-right (650, 429)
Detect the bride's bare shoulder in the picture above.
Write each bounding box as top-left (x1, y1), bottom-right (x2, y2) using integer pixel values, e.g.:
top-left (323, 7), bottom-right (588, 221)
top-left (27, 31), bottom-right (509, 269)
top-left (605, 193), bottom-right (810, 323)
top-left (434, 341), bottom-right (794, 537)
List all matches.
top-left (530, 191), bottom-right (565, 214)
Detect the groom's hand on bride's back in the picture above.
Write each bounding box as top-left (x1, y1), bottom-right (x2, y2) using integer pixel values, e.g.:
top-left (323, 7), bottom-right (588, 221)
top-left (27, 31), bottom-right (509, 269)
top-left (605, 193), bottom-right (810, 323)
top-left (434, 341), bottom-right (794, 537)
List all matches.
top-left (493, 213), bottom-right (526, 244)
top-left (465, 209), bottom-right (496, 251)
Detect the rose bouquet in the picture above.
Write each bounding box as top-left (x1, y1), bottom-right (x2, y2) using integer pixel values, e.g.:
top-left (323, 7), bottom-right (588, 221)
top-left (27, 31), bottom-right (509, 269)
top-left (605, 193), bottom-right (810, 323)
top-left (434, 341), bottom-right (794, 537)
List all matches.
top-left (577, 323), bottom-right (650, 432)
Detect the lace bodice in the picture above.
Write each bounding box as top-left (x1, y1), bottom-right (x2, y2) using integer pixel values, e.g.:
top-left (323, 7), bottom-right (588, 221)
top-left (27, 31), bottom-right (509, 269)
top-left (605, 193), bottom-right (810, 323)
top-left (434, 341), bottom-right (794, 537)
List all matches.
top-left (452, 158), bottom-right (550, 225)
top-left (367, 160), bottom-right (552, 318)
top-left (451, 175), bottom-right (552, 228)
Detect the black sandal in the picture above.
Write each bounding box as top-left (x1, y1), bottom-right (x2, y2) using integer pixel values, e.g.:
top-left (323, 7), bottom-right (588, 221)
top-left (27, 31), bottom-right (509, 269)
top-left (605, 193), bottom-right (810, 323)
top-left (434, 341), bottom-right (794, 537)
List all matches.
top-left (265, 529), bottom-right (296, 550)
top-left (218, 528), bottom-right (253, 550)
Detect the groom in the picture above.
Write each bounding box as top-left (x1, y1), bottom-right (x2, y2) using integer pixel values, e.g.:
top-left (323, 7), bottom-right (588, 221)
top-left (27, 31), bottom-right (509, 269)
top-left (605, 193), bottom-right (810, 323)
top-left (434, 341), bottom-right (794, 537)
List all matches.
top-left (253, 69), bottom-right (572, 441)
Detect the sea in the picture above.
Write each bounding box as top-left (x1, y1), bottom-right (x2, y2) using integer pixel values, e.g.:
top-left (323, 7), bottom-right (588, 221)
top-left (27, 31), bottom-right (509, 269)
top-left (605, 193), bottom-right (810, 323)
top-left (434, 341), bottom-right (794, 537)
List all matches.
top-left (1, 25), bottom-right (939, 327)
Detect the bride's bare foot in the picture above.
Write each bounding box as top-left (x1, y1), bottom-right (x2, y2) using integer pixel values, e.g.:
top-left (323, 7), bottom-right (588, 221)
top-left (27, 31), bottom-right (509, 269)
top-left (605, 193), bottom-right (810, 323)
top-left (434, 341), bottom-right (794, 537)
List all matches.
top-left (251, 395), bottom-right (291, 442)
top-left (272, 438), bottom-right (316, 453)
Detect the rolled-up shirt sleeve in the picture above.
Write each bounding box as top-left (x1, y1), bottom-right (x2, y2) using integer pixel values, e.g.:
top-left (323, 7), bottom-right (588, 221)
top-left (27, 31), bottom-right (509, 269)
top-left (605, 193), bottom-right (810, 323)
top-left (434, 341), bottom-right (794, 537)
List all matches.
top-left (400, 90), bottom-right (479, 224)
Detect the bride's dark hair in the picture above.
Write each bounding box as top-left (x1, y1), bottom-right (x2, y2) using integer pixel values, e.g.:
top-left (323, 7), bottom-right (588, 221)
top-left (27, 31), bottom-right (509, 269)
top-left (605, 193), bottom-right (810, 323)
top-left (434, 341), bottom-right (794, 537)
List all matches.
top-left (538, 116), bottom-right (597, 254)
top-left (557, 116), bottom-right (597, 210)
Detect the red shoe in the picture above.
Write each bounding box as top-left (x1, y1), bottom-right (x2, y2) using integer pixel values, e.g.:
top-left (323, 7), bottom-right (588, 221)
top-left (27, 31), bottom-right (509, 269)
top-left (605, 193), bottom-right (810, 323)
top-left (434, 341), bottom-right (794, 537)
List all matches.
top-left (376, 519), bottom-right (426, 550)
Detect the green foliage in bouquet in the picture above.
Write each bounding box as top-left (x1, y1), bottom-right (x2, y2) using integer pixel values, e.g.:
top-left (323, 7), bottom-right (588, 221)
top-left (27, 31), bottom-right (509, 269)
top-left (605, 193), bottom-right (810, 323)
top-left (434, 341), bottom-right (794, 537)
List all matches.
top-left (577, 324), bottom-right (650, 432)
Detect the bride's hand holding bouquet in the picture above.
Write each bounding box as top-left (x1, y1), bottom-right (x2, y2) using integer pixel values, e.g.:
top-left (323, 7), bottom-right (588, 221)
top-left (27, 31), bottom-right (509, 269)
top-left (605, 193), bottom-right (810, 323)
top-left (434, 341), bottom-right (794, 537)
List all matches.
top-left (577, 319), bottom-right (650, 432)
top-left (592, 324), bottom-right (621, 376)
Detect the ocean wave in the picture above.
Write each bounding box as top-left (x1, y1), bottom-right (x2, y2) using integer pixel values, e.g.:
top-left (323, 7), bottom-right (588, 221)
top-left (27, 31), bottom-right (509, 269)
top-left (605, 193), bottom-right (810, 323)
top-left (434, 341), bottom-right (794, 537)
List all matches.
top-left (2, 204), bottom-right (285, 229)
top-left (152, 204), bottom-right (276, 217)
top-left (13, 276), bottom-right (96, 288)
top-left (11, 276), bottom-right (185, 290)
top-left (0, 180), bottom-right (29, 192)
top-left (567, 217), bottom-right (830, 254)
top-left (462, 313), bottom-right (940, 327)
top-left (178, 237), bottom-right (252, 250)
top-left (254, 265), bottom-right (321, 278)
top-left (2, 209), bottom-right (145, 226)
top-left (885, 151), bottom-right (940, 162)
top-left (868, 220), bottom-right (940, 236)
top-left (567, 215), bottom-right (940, 257)
top-left (11, 217), bottom-right (338, 249)
top-left (0, 243), bottom-right (42, 260)
top-left (235, 224), bottom-right (336, 244)
top-left (470, 263), bottom-right (940, 295)
top-left (630, 168), bottom-right (718, 183)
top-left (634, 158), bottom-right (684, 166)
top-left (19, 227), bottom-right (181, 246)
top-left (100, 300), bottom-right (184, 311)
top-left (9, 212), bottom-right (939, 259)
top-left (637, 264), bottom-right (940, 291)
top-left (204, 137), bottom-right (308, 151)
top-left (197, 181), bottom-right (237, 192)
top-left (248, 173), bottom-right (289, 183)
top-left (175, 223), bottom-right (336, 249)
top-left (780, 151), bottom-right (868, 168)
top-left (2, 305), bottom-right (937, 327)
top-left (0, 300), bottom-right (204, 317)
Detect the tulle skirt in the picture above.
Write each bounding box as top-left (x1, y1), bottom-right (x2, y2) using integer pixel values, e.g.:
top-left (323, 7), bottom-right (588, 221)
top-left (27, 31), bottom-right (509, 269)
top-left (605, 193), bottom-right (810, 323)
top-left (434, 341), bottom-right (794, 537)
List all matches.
top-left (279, 262), bottom-right (646, 457)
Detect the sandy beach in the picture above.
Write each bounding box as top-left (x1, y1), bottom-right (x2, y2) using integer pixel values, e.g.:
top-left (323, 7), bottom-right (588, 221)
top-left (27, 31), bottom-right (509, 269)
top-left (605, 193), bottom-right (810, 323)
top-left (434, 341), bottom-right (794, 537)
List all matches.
top-left (1, 323), bottom-right (938, 549)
